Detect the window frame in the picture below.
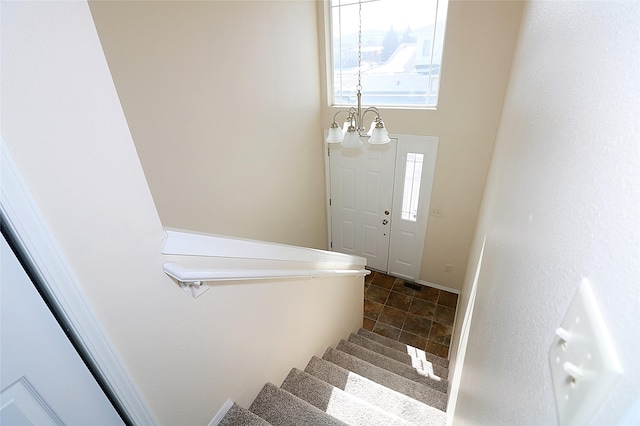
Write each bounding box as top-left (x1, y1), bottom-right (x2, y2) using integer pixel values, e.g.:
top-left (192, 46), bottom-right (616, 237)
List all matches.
top-left (324, 0), bottom-right (449, 110)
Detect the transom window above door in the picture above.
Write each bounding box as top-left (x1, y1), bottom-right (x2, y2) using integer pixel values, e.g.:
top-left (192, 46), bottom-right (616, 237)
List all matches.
top-left (328, 0), bottom-right (449, 108)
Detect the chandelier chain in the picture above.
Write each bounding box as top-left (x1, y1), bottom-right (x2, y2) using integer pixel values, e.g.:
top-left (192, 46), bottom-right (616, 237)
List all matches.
top-left (325, 0), bottom-right (390, 146)
top-left (357, 0), bottom-right (362, 91)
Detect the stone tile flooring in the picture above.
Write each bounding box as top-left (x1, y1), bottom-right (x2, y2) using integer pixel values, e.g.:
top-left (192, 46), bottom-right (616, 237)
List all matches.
top-left (363, 271), bottom-right (459, 358)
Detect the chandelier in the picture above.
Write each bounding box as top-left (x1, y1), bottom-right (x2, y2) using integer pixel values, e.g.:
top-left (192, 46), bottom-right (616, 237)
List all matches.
top-left (325, 0), bottom-right (391, 148)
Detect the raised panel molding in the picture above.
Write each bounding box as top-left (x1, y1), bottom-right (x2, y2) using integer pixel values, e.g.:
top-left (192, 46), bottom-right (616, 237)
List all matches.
top-left (0, 378), bottom-right (63, 426)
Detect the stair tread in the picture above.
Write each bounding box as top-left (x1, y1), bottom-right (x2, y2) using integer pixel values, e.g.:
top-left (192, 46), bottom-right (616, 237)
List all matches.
top-left (281, 368), bottom-right (413, 426)
top-left (250, 382), bottom-right (347, 426)
top-left (347, 333), bottom-right (449, 379)
top-left (322, 347), bottom-right (447, 411)
top-left (305, 356), bottom-right (447, 424)
top-left (357, 328), bottom-right (449, 368)
top-left (219, 402), bottom-right (272, 426)
top-left (337, 339), bottom-right (448, 393)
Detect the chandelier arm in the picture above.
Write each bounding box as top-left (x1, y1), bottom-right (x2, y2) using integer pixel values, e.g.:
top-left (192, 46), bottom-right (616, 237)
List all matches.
top-left (352, 108), bottom-right (382, 135)
top-left (331, 107), bottom-right (360, 127)
top-left (363, 106), bottom-right (381, 116)
top-left (362, 107), bottom-right (382, 120)
top-left (331, 109), bottom-right (350, 124)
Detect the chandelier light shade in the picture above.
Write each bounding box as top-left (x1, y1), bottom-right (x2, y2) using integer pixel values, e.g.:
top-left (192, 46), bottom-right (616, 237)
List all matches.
top-left (325, 0), bottom-right (391, 148)
top-left (326, 122), bottom-right (345, 143)
top-left (341, 125), bottom-right (363, 148)
top-left (368, 120), bottom-right (391, 145)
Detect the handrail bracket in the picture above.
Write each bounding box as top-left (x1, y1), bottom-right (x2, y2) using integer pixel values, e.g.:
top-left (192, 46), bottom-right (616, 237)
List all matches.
top-left (177, 279), bottom-right (209, 299)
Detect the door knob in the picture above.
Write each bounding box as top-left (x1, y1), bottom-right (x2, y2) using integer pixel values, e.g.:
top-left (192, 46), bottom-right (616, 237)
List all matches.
top-left (382, 219), bottom-right (389, 225)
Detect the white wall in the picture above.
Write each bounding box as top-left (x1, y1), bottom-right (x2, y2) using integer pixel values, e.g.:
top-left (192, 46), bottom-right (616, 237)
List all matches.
top-left (1, 2), bottom-right (363, 424)
top-left (450, 1), bottom-right (640, 424)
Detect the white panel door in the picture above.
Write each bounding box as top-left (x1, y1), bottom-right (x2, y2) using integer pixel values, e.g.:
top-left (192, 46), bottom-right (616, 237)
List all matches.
top-left (387, 135), bottom-right (438, 281)
top-left (0, 234), bottom-right (124, 426)
top-left (329, 141), bottom-right (397, 271)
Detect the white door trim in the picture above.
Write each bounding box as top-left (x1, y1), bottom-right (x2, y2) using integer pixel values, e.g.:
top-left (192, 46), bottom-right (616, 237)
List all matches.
top-left (387, 134), bottom-right (439, 281)
top-left (0, 139), bottom-right (157, 425)
top-left (324, 140), bottom-right (333, 251)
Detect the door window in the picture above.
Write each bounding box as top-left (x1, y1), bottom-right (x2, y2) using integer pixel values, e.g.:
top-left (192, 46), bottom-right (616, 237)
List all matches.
top-left (401, 153), bottom-right (424, 221)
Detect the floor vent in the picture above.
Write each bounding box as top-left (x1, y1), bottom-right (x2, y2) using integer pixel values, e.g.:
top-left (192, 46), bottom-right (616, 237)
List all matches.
top-left (403, 282), bottom-right (422, 291)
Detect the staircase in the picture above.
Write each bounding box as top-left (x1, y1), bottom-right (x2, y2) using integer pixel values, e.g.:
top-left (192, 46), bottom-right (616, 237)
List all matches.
top-left (217, 328), bottom-right (449, 425)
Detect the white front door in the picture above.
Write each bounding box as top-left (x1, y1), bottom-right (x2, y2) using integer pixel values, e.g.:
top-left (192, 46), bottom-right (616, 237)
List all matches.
top-left (0, 234), bottom-right (124, 425)
top-left (328, 135), bottom-right (438, 281)
top-left (328, 141), bottom-right (397, 271)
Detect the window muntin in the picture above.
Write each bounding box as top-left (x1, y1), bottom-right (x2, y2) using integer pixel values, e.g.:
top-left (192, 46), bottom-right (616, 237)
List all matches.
top-left (330, 0), bottom-right (448, 108)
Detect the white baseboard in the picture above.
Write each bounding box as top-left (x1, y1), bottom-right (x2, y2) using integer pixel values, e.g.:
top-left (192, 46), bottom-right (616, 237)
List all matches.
top-left (208, 399), bottom-right (235, 426)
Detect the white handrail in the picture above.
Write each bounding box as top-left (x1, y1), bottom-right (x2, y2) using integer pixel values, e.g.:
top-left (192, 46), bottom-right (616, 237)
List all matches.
top-left (163, 262), bottom-right (370, 298)
top-left (161, 230), bottom-right (369, 297)
top-left (163, 262), bottom-right (369, 283)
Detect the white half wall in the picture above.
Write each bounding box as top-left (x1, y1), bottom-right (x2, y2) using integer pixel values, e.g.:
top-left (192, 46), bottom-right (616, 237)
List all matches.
top-left (1, 2), bottom-right (363, 424)
top-left (450, 1), bottom-right (640, 425)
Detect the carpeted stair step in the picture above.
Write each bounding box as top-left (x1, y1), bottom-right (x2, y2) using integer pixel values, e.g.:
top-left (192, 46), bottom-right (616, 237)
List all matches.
top-left (281, 368), bottom-right (413, 426)
top-left (249, 382), bottom-right (347, 426)
top-left (336, 339), bottom-right (449, 393)
top-left (218, 402), bottom-right (272, 426)
top-left (357, 328), bottom-right (449, 369)
top-left (305, 355), bottom-right (447, 424)
top-left (347, 333), bottom-right (449, 379)
top-left (322, 347), bottom-right (447, 410)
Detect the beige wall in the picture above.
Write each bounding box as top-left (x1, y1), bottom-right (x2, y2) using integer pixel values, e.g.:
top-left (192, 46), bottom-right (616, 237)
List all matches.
top-left (2, 2), bottom-right (364, 424)
top-left (89, 0), bottom-right (328, 249)
top-left (91, 1), bottom-right (523, 292)
top-left (320, 1), bottom-right (524, 289)
top-left (449, 1), bottom-right (640, 423)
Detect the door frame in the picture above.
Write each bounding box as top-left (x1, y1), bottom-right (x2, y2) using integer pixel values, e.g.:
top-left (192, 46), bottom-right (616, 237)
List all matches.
top-left (387, 134), bottom-right (439, 281)
top-left (325, 133), bottom-right (438, 281)
top-left (0, 139), bottom-right (156, 425)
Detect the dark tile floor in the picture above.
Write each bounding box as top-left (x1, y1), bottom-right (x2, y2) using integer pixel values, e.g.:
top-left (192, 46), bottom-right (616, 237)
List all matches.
top-left (363, 270), bottom-right (459, 358)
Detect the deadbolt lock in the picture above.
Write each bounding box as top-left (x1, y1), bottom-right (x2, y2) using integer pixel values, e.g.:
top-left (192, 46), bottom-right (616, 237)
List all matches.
top-left (384, 210), bottom-right (390, 215)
